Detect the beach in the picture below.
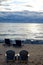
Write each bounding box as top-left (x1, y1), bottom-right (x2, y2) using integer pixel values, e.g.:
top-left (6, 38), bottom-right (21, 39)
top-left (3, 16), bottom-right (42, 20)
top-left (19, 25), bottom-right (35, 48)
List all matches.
top-left (0, 43), bottom-right (43, 65)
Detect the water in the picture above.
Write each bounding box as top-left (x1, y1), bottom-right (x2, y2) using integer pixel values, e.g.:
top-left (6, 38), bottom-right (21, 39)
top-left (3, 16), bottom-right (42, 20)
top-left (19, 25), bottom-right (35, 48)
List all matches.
top-left (0, 23), bottom-right (43, 40)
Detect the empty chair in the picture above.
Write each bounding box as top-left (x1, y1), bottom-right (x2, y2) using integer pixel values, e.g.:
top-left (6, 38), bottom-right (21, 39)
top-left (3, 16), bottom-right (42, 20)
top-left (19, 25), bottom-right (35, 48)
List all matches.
top-left (5, 39), bottom-right (11, 46)
top-left (15, 40), bottom-right (21, 47)
top-left (5, 50), bottom-right (15, 63)
top-left (18, 50), bottom-right (28, 63)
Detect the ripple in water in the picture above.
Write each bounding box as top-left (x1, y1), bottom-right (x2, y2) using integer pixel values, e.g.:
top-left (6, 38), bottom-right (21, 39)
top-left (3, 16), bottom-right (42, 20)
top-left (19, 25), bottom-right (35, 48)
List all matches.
top-left (0, 23), bottom-right (43, 40)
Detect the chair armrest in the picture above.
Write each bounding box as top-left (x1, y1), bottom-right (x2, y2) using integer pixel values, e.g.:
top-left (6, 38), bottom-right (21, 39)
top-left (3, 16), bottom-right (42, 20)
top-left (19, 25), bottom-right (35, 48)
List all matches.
top-left (5, 54), bottom-right (7, 56)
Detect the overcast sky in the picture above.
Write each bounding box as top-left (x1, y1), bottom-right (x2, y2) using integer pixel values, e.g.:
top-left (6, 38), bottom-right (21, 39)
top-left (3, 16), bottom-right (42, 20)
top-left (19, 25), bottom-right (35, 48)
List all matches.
top-left (0, 0), bottom-right (43, 12)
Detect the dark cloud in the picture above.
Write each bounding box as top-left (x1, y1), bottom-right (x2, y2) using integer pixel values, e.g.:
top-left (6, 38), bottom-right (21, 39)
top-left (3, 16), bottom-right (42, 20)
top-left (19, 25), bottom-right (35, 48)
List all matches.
top-left (0, 0), bottom-right (7, 2)
top-left (25, 5), bottom-right (33, 7)
top-left (5, 8), bottom-right (11, 10)
top-left (0, 11), bottom-right (43, 23)
top-left (0, 4), bottom-right (9, 6)
top-left (0, 0), bottom-right (8, 5)
top-left (0, 4), bottom-right (1, 6)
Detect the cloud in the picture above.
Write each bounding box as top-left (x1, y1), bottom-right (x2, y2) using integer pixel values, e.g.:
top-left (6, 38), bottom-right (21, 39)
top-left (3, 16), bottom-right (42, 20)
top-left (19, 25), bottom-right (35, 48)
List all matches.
top-left (0, 11), bottom-right (43, 23)
top-left (4, 8), bottom-right (11, 10)
top-left (0, 4), bottom-right (9, 6)
top-left (25, 5), bottom-right (33, 7)
top-left (0, 0), bottom-right (7, 1)
top-left (0, 0), bottom-right (43, 12)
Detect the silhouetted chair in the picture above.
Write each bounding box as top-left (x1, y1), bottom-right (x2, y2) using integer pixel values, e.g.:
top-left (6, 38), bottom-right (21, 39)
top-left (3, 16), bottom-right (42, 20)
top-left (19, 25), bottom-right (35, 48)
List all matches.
top-left (18, 50), bottom-right (28, 63)
top-left (5, 39), bottom-right (11, 46)
top-left (15, 40), bottom-right (21, 47)
top-left (5, 50), bottom-right (15, 63)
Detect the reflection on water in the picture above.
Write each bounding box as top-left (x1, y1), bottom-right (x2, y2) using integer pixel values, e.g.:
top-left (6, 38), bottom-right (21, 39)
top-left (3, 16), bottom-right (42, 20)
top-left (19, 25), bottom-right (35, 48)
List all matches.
top-left (0, 23), bottom-right (43, 40)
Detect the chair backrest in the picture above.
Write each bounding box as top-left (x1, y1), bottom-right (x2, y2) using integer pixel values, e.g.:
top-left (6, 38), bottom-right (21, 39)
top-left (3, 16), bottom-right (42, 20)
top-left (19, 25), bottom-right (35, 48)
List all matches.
top-left (6, 50), bottom-right (15, 60)
top-left (5, 39), bottom-right (10, 46)
top-left (15, 40), bottom-right (21, 46)
top-left (19, 50), bottom-right (28, 60)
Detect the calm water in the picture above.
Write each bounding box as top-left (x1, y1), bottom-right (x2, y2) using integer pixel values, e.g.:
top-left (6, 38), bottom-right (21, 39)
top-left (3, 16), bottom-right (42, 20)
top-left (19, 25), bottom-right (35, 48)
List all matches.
top-left (0, 23), bottom-right (43, 40)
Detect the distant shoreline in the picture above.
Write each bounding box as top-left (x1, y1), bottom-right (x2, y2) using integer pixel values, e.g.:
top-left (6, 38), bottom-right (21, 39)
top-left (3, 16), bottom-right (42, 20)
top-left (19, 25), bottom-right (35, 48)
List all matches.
top-left (0, 22), bottom-right (43, 24)
top-left (0, 39), bottom-right (43, 44)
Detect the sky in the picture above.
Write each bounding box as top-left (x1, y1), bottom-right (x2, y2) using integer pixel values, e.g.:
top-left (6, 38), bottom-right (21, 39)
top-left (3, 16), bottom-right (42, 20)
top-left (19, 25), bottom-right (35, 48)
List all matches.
top-left (0, 0), bottom-right (43, 12)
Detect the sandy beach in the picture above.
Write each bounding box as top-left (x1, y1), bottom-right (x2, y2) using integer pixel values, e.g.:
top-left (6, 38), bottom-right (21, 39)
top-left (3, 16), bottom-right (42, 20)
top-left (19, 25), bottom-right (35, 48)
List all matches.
top-left (0, 43), bottom-right (43, 65)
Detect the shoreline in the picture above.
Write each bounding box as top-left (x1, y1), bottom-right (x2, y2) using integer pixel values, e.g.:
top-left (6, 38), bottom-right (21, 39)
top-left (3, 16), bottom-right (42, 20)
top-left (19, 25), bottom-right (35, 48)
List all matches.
top-left (0, 39), bottom-right (43, 44)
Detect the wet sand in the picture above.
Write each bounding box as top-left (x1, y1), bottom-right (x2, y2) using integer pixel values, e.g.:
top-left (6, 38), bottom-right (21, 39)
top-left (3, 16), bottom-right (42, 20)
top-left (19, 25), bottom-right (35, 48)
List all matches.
top-left (0, 43), bottom-right (43, 65)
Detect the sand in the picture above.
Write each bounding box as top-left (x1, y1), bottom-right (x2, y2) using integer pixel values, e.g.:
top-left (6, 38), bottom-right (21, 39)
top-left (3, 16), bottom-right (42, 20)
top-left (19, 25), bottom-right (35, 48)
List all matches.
top-left (0, 43), bottom-right (43, 65)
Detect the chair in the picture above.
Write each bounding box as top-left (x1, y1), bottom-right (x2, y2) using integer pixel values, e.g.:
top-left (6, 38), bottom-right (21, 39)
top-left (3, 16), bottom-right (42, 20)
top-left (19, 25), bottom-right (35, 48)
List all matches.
top-left (18, 50), bottom-right (28, 63)
top-left (5, 39), bottom-right (11, 46)
top-left (14, 40), bottom-right (21, 47)
top-left (5, 50), bottom-right (15, 63)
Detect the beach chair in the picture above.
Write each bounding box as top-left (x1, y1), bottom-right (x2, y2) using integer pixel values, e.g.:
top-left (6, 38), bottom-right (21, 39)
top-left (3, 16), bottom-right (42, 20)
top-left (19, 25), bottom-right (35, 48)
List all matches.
top-left (18, 50), bottom-right (28, 63)
top-left (5, 39), bottom-right (11, 46)
top-left (13, 40), bottom-right (21, 47)
top-left (5, 50), bottom-right (16, 63)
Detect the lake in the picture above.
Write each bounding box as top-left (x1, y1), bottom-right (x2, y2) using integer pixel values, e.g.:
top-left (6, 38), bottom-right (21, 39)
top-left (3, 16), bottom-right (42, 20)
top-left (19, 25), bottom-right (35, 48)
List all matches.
top-left (0, 23), bottom-right (43, 40)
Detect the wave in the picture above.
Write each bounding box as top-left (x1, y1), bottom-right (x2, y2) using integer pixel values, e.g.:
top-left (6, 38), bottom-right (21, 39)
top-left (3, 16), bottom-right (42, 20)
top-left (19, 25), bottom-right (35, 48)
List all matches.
top-left (0, 34), bottom-right (27, 36)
